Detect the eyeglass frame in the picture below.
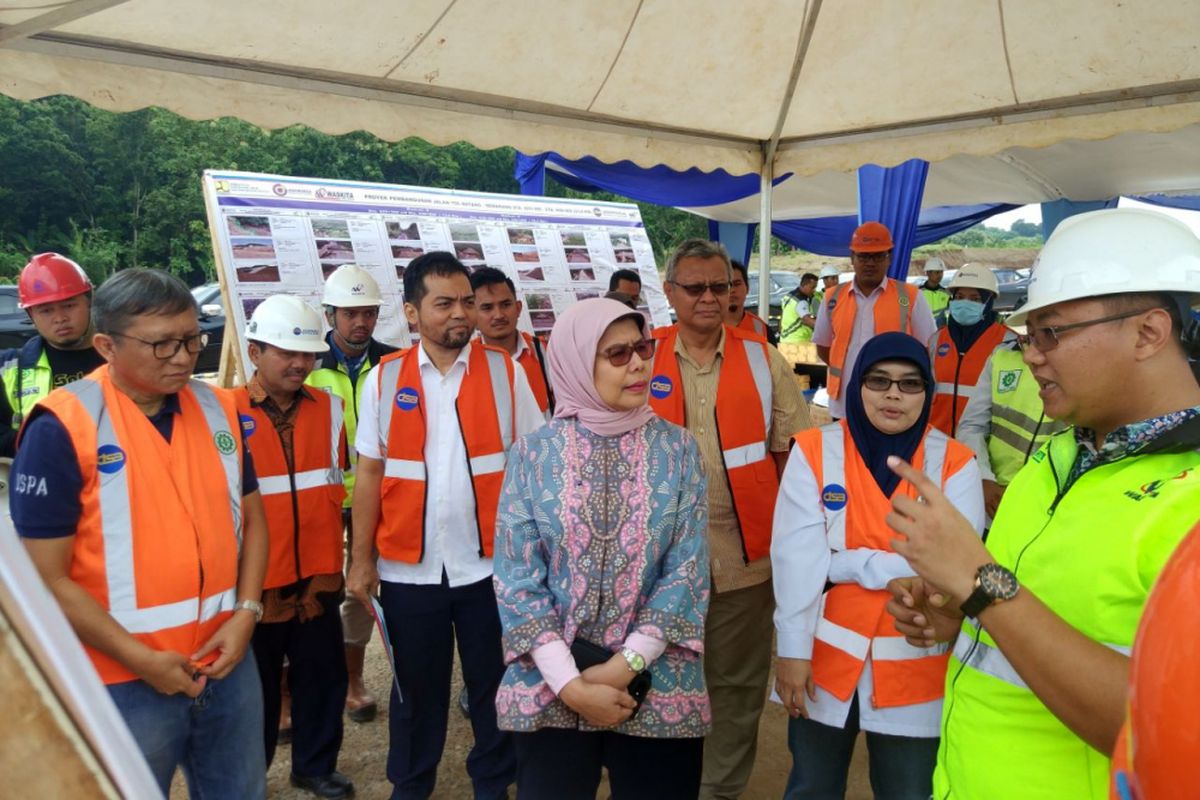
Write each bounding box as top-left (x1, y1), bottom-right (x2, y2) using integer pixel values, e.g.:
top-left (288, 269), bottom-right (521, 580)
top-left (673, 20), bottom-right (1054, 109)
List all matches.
top-left (861, 374), bottom-right (928, 394)
top-left (1015, 307), bottom-right (1164, 353)
top-left (597, 338), bottom-right (656, 367)
top-left (667, 280), bottom-right (732, 298)
top-left (109, 331), bottom-right (209, 360)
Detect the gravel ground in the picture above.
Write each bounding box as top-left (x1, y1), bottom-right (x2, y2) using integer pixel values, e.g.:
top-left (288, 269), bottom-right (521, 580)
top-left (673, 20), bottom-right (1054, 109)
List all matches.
top-left (172, 634), bottom-right (870, 799)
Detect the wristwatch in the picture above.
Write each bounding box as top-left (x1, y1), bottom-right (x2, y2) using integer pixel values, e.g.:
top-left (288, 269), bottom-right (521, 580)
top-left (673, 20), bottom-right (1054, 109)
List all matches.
top-left (235, 599), bottom-right (264, 622)
top-left (960, 563), bottom-right (1019, 618)
top-left (619, 647), bottom-right (646, 673)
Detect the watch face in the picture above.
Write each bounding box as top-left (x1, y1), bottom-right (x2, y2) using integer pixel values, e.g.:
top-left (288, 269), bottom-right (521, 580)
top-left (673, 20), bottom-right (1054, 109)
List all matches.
top-left (979, 563), bottom-right (1019, 601)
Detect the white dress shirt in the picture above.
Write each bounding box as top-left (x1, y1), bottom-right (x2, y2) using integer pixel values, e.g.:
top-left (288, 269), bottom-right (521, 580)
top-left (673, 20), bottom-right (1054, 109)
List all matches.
top-left (812, 278), bottom-right (938, 418)
top-left (356, 342), bottom-right (545, 587)
top-left (770, 436), bottom-right (985, 737)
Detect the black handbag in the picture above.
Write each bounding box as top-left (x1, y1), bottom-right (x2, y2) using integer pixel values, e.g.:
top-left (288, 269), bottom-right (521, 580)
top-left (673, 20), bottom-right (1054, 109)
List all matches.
top-left (570, 639), bottom-right (652, 717)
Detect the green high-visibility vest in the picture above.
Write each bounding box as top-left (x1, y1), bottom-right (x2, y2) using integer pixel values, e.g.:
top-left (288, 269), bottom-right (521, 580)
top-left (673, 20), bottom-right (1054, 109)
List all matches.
top-left (779, 293), bottom-right (815, 343)
top-left (922, 286), bottom-right (950, 326)
top-left (306, 361), bottom-right (369, 507)
top-left (1, 346), bottom-right (52, 428)
top-left (987, 347), bottom-right (1066, 485)
top-left (935, 427), bottom-right (1200, 800)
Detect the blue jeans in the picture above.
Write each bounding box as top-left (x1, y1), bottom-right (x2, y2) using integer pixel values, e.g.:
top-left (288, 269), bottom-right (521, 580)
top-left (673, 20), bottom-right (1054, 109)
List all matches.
top-left (784, 693), bottom-right (938, 800)
top-left (107, 654), bottom-right (266, 799)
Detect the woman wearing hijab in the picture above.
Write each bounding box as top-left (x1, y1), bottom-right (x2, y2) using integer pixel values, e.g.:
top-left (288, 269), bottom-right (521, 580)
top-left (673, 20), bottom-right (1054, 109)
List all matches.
top-left (492, 298), bottom-right (711, 800)
top-left (928, 264), bottom-right (1013, 437)
top-left (771, 332), bottom-right (985, 799)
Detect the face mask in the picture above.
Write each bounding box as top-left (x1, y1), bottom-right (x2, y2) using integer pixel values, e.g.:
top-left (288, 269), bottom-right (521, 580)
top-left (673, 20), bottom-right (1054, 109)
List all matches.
top-left (949, 299), bottom-right (985, 326)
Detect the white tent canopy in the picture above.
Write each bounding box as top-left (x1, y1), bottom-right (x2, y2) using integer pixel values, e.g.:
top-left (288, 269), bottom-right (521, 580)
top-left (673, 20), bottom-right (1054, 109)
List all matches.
top-left (3, 0), bottom-right (1200, 213)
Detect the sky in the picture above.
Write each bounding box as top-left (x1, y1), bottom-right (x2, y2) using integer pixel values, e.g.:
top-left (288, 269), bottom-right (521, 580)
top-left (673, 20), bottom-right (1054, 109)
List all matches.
top-left (985, 199), bottom-right (1200, 238)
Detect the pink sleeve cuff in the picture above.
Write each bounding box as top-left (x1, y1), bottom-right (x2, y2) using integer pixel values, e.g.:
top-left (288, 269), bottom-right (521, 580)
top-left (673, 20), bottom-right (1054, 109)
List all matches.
top-left (623, 633), bottom-right (667, 665)
top-left (530, 639), bottom-right (580, 695)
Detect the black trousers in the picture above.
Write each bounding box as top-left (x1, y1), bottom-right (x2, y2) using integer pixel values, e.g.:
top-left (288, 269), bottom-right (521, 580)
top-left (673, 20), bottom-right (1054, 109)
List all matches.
top-left (513, 728), bottom-right (703, 800)
top-left (379, 574), bottom-right (516, 800)
top-left (252, 604), bottom-right (347, 777)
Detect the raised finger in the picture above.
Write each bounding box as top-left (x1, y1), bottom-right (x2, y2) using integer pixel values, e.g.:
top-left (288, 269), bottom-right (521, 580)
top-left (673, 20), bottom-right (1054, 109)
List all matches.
top-left (886, 456), bottom-right (944, 504)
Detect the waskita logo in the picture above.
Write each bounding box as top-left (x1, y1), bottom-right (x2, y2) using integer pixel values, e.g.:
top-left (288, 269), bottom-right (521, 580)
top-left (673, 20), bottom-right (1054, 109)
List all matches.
top-left (821, 483), bottom-right (848, 511)
top-left (272, 183), bottom-right (288, 197)
top-left (649, 375), bottom-right (673, 399)
top-left (395, 387), bottom-right (420, 411)
top-left (316, 188), bottom-right (354, 201)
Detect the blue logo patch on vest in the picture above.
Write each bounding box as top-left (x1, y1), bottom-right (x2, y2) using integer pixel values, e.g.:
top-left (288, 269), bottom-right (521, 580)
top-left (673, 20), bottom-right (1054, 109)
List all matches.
top-left (937, 343), bottom-right (951, 357)
top-left (821, 483), bottom-right (848, 511)
top-left (649, 375), bottom-right (673, 399)
top-left (97, 444), bottom-right (127, 474)
top-left (239, 414), bottom-right (256, 437)
top-left (395, 387), bottom-right (420, 411)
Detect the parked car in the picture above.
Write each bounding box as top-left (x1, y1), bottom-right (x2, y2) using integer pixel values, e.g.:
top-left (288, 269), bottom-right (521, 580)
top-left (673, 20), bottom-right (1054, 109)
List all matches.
top-left (0, 285), bottom-right (37, 350)
top-left (191, 282), bottom-right (226, 374)
top-left (745, 270), bottom-right (804, 335)
top-left (992, 267), bottom-right (1031, 313)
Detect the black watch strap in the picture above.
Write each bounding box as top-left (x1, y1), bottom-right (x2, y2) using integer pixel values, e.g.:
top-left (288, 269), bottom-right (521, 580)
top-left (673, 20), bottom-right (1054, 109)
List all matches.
top-left (960, 586), bottom-right (992, 619)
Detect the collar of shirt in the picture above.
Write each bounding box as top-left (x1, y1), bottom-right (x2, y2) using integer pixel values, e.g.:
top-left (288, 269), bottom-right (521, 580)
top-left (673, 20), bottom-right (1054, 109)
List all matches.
top-left (247, 373), bottom-right (315, 412)
top-left (673, 325), bottom-right (726, 371)
top-left (852, 277), bottom-right (890, 299)
top-left (1072, 406), bottom-right (1200, 479)
top-left (150, 392), bottom-right (182, 420)
top-left (329, 336), bottom-right (369, 371)
top-left (417, 340), bottom-right (473, 376)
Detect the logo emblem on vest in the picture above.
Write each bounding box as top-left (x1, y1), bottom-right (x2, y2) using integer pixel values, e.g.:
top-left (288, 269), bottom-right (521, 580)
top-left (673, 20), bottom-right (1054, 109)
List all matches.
top-left (937, 343), bottom-right (951, 357)
top-left (1124, 469), bottom-right (1192, 502)
top-left (238, 414), bottom-right (256, 437)
top-left (649, 375), bottom-right (673, 399)
top-left (998, 369), bottom-right (1021, 393)
top-left (97, 444), bottom-right (127, 474)
top-left (899, 294), bottom-right (910, 307)
top-left (395, 387), bottom-right (420, 411)
top-left (214, 430), bottom-right (237, 455)
top-left (821, 483), bottom-right (848, 511)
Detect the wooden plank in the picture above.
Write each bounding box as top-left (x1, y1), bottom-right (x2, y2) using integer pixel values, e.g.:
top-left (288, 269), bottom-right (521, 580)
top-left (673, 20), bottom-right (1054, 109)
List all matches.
top-left (201, 179), bottom-right (245, 388)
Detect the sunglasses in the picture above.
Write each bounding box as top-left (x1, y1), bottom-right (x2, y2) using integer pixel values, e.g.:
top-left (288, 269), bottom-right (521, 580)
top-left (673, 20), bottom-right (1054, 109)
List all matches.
top-left (862, 374), bottom-right (927, 394)
top-left (669, 280), bottom-right (731, 297)
top-left (598, 338), bottom-right (655, 367)
top-left (1016, 308), bottom-right (1163, 353)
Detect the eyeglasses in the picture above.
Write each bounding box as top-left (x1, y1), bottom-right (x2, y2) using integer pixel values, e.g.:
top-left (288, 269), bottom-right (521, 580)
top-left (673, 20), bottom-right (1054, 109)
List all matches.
top-left (598, 338), bottom-right (655, 367)
top-left (668, 280), bottom-right (731, 297)
top-left (852, 251), bottom-right (891, 263)
top-left (862, 374), bottom-right (927, 394)
top-left (1015, 308), bottom-right (1163, 353)
top-left (111, 332), bottom-right (209, 360)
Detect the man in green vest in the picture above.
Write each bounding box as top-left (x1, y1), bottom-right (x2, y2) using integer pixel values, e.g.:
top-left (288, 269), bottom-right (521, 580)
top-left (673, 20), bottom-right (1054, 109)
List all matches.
top-left (957, 341), bottom-right (1067, 518)
top-left (306, 264), bottom-right (396, 724)
top-left (883, 207), bottom-right (1200, 800)
top-left (778, 272), bottom-right (819, 344)
top-left (919, 256), bottom-right (951, 328)
top-left (0, 252), bottom-right (103, 457)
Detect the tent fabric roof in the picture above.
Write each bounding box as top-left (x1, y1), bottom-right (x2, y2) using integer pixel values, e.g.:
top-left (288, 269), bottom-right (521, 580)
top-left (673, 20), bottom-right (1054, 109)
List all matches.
top-left (3, 0), bottom-right (1200, 202)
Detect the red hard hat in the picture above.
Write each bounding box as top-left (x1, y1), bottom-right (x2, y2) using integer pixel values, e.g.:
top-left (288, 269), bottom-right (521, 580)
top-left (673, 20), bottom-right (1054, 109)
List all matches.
top-left (18, 253), bottom-right (93, 309)
top-left (850, 221), bottom-right (894, 253)
top-left (1111, 520), bottom-right (1200, 799)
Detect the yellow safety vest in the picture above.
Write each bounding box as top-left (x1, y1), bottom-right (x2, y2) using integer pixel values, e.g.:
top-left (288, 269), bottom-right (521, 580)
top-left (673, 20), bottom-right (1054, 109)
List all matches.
top-left (986, 346), bottom-right (1066, 485)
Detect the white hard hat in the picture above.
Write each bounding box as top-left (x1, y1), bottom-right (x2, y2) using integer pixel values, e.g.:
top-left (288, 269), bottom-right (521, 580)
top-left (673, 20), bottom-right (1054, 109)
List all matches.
top-left (924, 256), bottom-right (946, 273)
top-left (948, 263), bottom-right (998, 295)
top-left (1008, 208), bottom-right (1200, 326)
top-left (246, 295), bottom-right (330, 353)
top-left (322, 264), bottom-right (383, 307)
top-left (819, 264), bottom-right (840, 279)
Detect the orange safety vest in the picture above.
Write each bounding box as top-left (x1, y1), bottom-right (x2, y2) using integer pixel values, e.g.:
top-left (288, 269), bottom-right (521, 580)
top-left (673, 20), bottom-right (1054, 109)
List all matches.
top-left (372, 339), bottom-right (516, 563)
top-left (649, 324), bottom-right (778, 562)
top-left (34, 368), bottom-right (244, 685)
top-left (235, 387), bottom-right (346, 590)
top-left (515, 331), bottom-right (553, 414)
top-left (737, 311), bottom-right (770, 340)
top-left (793, 421), bottom-right (975, 708)
top-left (929, 323), bottom-right (1009, 437)
top-left (824, 280), bottom-right (920, 400)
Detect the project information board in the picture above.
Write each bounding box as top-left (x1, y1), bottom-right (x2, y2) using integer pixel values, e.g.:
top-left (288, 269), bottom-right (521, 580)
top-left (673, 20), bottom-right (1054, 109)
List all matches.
top-left (202, 170), bottom-right (670, 373)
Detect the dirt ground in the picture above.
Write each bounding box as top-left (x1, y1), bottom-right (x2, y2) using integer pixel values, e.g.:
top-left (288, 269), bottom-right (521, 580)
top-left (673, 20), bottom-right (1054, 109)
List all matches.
top-left (171, 636), bottom-right (871, 799)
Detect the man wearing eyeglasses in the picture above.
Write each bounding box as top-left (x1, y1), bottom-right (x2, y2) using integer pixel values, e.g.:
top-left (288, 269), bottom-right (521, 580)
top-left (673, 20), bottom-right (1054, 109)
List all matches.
top-left (651, 239), bottom-right (810, 800)
top-left (883, 208), bottom-right (1200, 800)
top-left (11, 268), bottom-right (270, 798)
top-left (812, 222), bottom-right (937, 419)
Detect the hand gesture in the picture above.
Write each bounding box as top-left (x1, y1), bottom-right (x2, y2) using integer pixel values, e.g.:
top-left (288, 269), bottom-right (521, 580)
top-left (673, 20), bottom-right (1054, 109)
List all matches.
top-left (560, 678), bottom-right (636, 728)
top-left (192, 609), bottom-right (257, 679)
top-left (138, 649), bottom-right (207, 698)
top-left (886, 576), bottom-right (964, 647)
top-left (774, 657), bottom-right (817, 719)
top-left (347, 560), bottom-right (380, 606)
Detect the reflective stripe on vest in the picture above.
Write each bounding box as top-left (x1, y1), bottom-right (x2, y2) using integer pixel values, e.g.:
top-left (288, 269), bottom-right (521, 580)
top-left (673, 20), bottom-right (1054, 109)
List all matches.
top-left (825, 281), bottom-right (916, 399)
top-left (375, 341), bottom-right (514, 562)
top-left (61, 377), bottom-right (242, 636)
top-left (986, 348), bottom-right (1066, 485)
top-left (648, 324), bottom-right (778, 562)
top-left (929, 324), bottom-right (1008, 436)
top-left (954, 625), bottom-right (1131, 691)
top-left (516, 332), bottom-right (551, 414)
top-left (738, 312), bottom-right (769, 340)
top-left (3, 347), bottom-right (52, 428)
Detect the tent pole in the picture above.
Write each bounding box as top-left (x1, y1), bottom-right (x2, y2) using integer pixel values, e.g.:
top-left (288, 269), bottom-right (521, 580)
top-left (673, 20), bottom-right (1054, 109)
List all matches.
top-left (757, 141), bottom-right (775, 314)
